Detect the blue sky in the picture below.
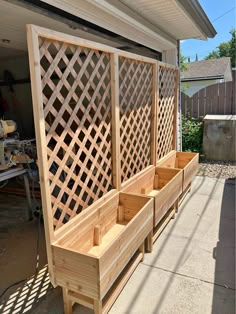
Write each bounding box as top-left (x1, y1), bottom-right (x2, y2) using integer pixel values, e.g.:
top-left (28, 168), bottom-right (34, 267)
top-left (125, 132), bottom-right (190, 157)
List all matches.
top-left (181, 0), bottom-right (235, 61)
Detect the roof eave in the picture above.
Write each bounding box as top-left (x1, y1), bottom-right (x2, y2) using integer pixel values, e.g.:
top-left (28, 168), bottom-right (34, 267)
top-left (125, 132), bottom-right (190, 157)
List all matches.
top-left (176, 0), bottom-right (217, 39)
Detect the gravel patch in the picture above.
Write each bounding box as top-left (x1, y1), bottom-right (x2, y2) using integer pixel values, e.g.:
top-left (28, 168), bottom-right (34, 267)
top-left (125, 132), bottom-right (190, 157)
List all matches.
top-left (198, 160), bottom-right (236, 180)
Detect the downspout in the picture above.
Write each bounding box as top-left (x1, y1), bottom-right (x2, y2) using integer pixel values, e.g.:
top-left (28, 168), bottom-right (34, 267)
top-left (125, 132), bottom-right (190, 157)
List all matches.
top-left (177, 40), bottom-right (182, 151)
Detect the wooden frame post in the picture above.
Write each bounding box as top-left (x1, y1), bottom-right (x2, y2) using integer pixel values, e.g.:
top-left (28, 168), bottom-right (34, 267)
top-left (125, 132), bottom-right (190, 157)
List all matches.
top-left (173, 69), bottom-right (179, 150)
top-left (26, 24), bottom-right (56, 286)
top-left (155, 62), bottom-right (160, 163)
top-left (150, 62), bottom-right (158, 165)
top-left (110, 52), bottom-right (121, 190)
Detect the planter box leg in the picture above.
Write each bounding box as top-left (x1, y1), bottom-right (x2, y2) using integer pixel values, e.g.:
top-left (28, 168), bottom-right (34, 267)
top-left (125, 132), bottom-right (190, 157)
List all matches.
top-left (187, 182), bottom-right (192, 193)
top-left (63, 288), bottom-right (72, 314)
top-left (94, 299), bottom-right (102, 314)
top-left (139, 242), bottom-right (145, 262)
top-left (145, 230), bottom-right (153, 253)
top-left (175, 198), bottom-right (179, 214)
top-left (171, 204), bottom-right (176, 219)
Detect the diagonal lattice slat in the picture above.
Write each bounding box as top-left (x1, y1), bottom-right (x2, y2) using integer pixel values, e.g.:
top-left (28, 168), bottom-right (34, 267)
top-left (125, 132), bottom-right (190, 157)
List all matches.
top-left (38, 37), bottom-right (113, 230)
top-left (119, 57), bottom-right (153, 182)
top-left (157, 66), bottom-right (177, 160)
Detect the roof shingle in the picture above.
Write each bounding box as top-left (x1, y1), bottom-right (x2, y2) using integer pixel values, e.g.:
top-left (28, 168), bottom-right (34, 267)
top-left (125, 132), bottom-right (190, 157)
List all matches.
top-left (181, 57), bottom-right (231, 80)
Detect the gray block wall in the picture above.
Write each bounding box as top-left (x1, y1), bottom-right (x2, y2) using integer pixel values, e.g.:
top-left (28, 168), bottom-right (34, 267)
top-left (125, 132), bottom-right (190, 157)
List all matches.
top-left (203, 115), bottom-right (236, 161)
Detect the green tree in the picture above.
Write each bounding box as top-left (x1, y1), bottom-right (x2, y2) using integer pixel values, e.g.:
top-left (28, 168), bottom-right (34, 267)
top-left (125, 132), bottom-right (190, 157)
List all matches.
top-left (205, 29), bottom-right (236, 67)
top-left (180, 52), bottom-right (189, 92)
top-left (180, 52), bottom-right (188, 72)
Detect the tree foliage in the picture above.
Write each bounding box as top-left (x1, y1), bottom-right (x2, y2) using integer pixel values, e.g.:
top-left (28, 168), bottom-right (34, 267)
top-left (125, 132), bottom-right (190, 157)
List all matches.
top-left (182, 116), bottom-right (203, 153)
top-left (205, 29), bottom-right (236, 67)
top-left (180, 52), bottom-right (188, 72)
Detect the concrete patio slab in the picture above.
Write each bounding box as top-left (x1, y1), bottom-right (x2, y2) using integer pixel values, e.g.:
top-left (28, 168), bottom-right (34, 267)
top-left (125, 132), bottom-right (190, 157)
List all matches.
top-left (106, 176), bottom-right (235, 314)
top-left (0, 176), bottom-right (235, 314)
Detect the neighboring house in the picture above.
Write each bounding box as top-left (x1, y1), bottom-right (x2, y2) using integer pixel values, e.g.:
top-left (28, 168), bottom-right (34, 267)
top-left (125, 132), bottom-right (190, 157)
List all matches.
top-left (0, 0), bottom-right (216, 149)
top-left (181, 57), bottom-right (232, 97)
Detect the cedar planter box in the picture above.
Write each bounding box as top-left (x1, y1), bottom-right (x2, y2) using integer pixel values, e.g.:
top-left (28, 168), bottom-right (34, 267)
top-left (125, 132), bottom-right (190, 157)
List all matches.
top-left (157, 151), bottom-right (199, 191)
top-left (122, 166), bottom-right (182, 227)
top-left (52, 192), bottom-right (153, 311)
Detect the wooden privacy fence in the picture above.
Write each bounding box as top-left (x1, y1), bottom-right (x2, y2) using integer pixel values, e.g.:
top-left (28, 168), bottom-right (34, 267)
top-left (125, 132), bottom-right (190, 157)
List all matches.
top-left (181, 81), bottom-right (236, 119)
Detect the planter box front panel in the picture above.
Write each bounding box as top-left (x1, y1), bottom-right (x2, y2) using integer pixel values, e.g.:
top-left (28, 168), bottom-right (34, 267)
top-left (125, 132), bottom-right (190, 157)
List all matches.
top-left (177, 152), bottom-right (199, 190)
top-left (99, 193), bottom-right (153, 298)
top-left (153, 167), bottom-right (182, 225)
top-left (53, 246), bottom-right (100, 299)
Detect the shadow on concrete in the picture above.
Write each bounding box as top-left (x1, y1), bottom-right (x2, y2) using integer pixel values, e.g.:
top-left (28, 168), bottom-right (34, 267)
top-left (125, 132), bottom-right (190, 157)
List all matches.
top-left (0, 265), bottom-right (53, 314)
top-left (124, 168), bottom-right (235, 313)
top-left (124, 168), bottom-right (211, 312)
top-left (212, 178), bottom-right (235, 314)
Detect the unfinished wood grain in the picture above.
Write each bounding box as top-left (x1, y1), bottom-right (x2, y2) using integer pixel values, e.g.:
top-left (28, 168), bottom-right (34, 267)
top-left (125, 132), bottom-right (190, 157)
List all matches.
top-left (145, 230), bottom-right (153, 253)
top-left (94, 225), bottom-right (102, 246)
top-left (122, 165), bottom-right (182, 227)
top-left (153, 207), bottom-right (176, 243)
top-left (53, 192), bottom-right (153, 301)
top-left (99, 196), bottom-right (153, 298)
top-left (27, 23), bottom-right (179, 237)
top-left (27, 24), bottom-right (181, 314)
top-left (157, 151), bottom-right (199, 191)
top-left (94, 299), bottom-right (102, 314)
top-left (26, 24), bottom-right (56, 285)
top-left (53, 245), bottom-right (100, 299)
top-left (63, 288), bottom-right (72, 314)
top-left (102, 250), bottom-right (143, 314)
top-left (157, 66), bottom-right (178, 160)
top-left (57, 194), bottom-right (119, 252)
top-left (153, 174), bottom-right (159, 189)
top-left (117, 205), bottom-right (124, 222)
top-left (68, 291), bottom-right (94, 310)
top-left (150, 62), bottom-right (158, 165)
top-left (119, 56), bottom-right (153, 182)
top-left (173, 69), bottom-right (179, 150)
top-left (179, 152), bottom-right (199, 190)
top-left (27, 25), bottom-right (114, 232)
top-left (110, 53), bottom-right (121, 190)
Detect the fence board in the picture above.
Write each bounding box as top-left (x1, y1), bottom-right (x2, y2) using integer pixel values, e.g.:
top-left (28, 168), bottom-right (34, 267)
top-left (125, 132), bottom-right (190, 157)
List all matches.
top-left (181, 81), bottom-right (235, 119)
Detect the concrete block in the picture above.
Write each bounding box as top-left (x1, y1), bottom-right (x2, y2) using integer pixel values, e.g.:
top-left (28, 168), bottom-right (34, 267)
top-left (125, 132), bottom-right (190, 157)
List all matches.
top-left (203, 115), bottom-right (236, 161)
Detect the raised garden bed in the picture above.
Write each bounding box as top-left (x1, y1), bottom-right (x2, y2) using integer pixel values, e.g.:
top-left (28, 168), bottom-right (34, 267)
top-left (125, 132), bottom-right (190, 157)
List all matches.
top-left (122, 166), bottom-right (182, 228)
top-left (157, 151), bottom-right (199, 191)
top-left (52, 192), bottom-right (153, 312)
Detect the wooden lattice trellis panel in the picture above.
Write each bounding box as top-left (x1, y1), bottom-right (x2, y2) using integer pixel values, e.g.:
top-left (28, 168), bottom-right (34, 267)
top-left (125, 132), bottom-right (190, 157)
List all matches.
top-left (156, 65), bottom-right (178, 160)
top-left (119, 57), bottom-right (153, 182)
top-left (28, 25), bottom-right (179, 235)
top-left (33, 35), bottom-right (113, 231)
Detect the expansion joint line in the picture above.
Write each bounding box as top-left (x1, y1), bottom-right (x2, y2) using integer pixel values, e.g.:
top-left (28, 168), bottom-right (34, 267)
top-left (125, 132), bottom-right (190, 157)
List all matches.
top-left (141, 263), bottom-right (236, 291)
